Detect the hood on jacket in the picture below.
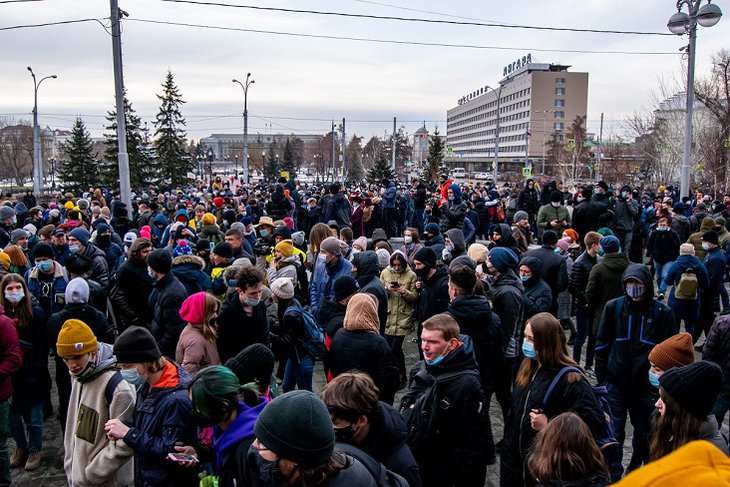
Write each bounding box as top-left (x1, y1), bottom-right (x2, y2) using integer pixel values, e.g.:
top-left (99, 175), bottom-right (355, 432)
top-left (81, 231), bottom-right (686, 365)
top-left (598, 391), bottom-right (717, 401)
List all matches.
top-left (700, 216), bottom-right (716, 232)
top-left (360, 402), bottom-right (408, 453)
top-left (214, 398), bottom-right (268, 469)
top-left (174, 209), bottom-right (189, 224)
top-left (493, 223), bottom-right (519, 249)
top-left (449, 184), bottom-right (462, 201)
top-left (448, 294), bottom-right (492, 323)
top-left (77, 342), bottom-right (117, 384)
top-left (622, 263), bottom-right (654, 299)
top-left (426, 334), bottom-right (477, 375)
top-left (600, 252), bottom-right (630, 272)
top-left (520, 256), bottom-right (543, 280)
top-left (343, 293), bottom-right (379, 333)
top-left (352, 250), bottom-right (380, 283)
top-left (153, 213), bottom-right (170, 228)
top-left (372, 228), bottom-right (387, 245)
top-left (389, 249), bottom-right (409, 269)
top-left (444, 228), bottom-right (466, 254)
top-left (172, 254), bottom-right (206, 269)
top-left (524, 178), bottom-right (534, 189)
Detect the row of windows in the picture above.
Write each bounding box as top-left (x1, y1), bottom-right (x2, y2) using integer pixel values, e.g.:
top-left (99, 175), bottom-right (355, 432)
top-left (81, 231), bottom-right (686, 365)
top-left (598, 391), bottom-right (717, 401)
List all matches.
top-left (449, 87), bottom-right (532, 123)
top-left (448, 132), bottom-right (529, 147)
top-left (447, 108), bottom-right (530, 131)
top-left (450, 145), bottom-right (528, 156)
top-left (447, 121), bottom-right (530, 143)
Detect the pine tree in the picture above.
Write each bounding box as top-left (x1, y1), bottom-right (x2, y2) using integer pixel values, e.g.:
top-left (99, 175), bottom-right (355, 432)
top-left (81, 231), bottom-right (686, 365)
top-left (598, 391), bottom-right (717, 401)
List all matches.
top-left (154, 70), bottom-right (191, 188)
top-left (59, 117), bottom-right (99, 194)
top-left (103, 94), bottom-right (153, 190)
top-left (345, 135), bottom-right (365, 181)
top-left (280, 138), bottom-right (294, 176)
top-left (263, 141), bottom-right (279, 182)
top-left (367, 153), bottom-right (396, 183)
top-left (423, 127), bottom-right (445, 182)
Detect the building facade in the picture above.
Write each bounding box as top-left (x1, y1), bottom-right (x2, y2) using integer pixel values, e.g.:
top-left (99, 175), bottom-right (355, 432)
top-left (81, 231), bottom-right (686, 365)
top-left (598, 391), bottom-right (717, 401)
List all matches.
top-left (445, 59), bottom-right (588, 178)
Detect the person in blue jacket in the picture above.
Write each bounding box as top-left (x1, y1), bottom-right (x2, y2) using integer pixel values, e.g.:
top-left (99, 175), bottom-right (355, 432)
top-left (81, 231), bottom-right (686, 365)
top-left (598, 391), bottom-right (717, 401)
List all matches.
top-left (310, 236), bottom-right (352, 323)
top-left (664, 243), bottom-right (709, 340)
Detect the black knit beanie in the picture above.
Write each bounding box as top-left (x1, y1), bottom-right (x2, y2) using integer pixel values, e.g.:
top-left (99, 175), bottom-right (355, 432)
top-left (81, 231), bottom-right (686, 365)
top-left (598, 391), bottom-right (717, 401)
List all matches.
top-left (147, 248), bottom-right (172, 274)
top-left (659, 361), bottom-right (723, 419)
top-left (253, 390), bottom-right (335, 467)
top-left (413, 247), bottom-right (437, 268)
top-left (113, 326), bottom-right (162, 363)
top-left (212, 242), bottom-right (233, 260)
top-left (333, 275), bottom-right (359, 302)
top-left (225, 343), bottom-right (275, 390)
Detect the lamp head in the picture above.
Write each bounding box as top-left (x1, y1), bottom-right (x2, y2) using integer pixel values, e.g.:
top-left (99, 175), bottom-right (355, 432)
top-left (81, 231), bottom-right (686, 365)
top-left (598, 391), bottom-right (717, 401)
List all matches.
top-left (668, 11), bottom-right (690, 35)
top-left (27, 66), bottom-right (32, 72)
top-left (697, 2), bottom-right (722, 28)
top-left (232, 78), bottom-right (239, 83)
top-left (51, 75), bottom-right (58, 79)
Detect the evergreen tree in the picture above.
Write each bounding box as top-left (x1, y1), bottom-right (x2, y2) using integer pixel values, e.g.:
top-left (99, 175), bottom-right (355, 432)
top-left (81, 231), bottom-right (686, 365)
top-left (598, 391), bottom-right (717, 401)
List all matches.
top-left (280, 138), bottom-right (295, 176)
top-left (345, 135), bottom-right (365, 181)
top-left (263, 141), bottom-right (279, 182)
top-left (103, 94), bottom-right (153, 190)
top-left (60, 117), bottom-right (99, 194)
top-left (423, 127), bottom-right (445, 182)
top-left (367, 153), bottom-right (396, 183)
top-left (154, 70), bottom-right (191, 187)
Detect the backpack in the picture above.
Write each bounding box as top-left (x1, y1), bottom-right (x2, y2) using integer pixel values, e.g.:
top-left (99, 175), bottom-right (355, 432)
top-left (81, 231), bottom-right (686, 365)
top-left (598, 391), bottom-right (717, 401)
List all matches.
top-left (283, 305), bottom-right (324, 360)
top-left (105, 370), bottom-right (124, 405)
top-left (335, 443), bottom-right (409, 487)
top-left (542, 366), bottom-right (619, 460)
top-left (675, 267), bottom-right (699, 300)
top-left (400, 363), bottom-right (481, 456)
top-left (293, 260), bottom-right (310, 305)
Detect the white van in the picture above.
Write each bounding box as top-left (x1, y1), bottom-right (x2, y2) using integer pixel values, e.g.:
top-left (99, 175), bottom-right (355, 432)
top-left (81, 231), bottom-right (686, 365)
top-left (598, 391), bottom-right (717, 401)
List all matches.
top-left (452, 167), bottom-right (466, 179)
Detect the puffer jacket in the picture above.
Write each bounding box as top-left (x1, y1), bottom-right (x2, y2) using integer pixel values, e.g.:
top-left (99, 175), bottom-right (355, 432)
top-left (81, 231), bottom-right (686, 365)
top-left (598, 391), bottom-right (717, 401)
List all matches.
top-left (688, 217), bottom-right (716, 260)
top-left (520, 256), bottom-right (553, 320)
top-left (595, 264), bottom-right (678, 394)
top-left (523, 245), bottom-right (568, 309)
top-left (380, 252), bottom-right (417, 336)
top-left (0, 305), bottom-right (21, 402)
top-left (665, 254), bottom-right (709, 303)
top-left (310, 256), bottom-right (352, 323)
top-left (171, 254), bottom-right (212, 296)
top-left (25, 261), bottom-right (69, 318)
top-left (447, 294), bottom-right (502, 393)
top-left (175, 323), bottom-right (221, 374)
top-left (517, 183), bottom-right (540, 216)
top-left (81, 242), bottom-right (110, 290)
top-left (569, 250), bottom-right (597, 309)
top-left (330, 295), bottom-right (399, 404)
top-left (265, 190), bottom-right (292, 221)
top-left (500, 364), bottom-right (606, 487)
top-left (123, 360), bottom-right (198, 487)
top-left (353, 251), bottom-right (388, 333)
top-left (489, 268), bottom-right (524, 358)
top-left (114, 257), bottom-right (154, 331)
top-left (199, 224), bottom-right (225, 244)
top-left (414, 266), bottom-right (450, 325)
top-left (48, 303), bottom-right (116, 346)
top-left (149, 273), bottom-right (188, 358)
top-left (439, 186), bottom-right (468, 234)
top-left (703, 315), bottom-right (730, 395)
top-left (585, 252), bottom-right (630, 332)
top-left (646, 228), bottom-right (680, 264)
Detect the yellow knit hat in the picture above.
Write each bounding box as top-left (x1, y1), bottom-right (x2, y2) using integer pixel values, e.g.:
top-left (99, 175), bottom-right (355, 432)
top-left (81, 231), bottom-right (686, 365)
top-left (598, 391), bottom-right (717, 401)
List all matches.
top-left (201, 213), bottom-right (216, 226)
top-left (64, 201), bottom-right (74, 210)
top-left (57, 319), bottom-right (98, 358)
top-left (615, 440), bottom-right (730, 486)
top-left (275, 239), bottom-right (294, 257)
top-left (0, 251), bottom-right (9, 271)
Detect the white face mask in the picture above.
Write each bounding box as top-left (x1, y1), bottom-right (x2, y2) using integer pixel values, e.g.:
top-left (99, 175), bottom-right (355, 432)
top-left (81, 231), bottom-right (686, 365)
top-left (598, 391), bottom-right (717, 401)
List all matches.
top-left (551, 201), bottom-right (561, 208)
top-left (4, 290), bottom-right (24, 304)
top-left (404, 235), bottom-right (412, 244)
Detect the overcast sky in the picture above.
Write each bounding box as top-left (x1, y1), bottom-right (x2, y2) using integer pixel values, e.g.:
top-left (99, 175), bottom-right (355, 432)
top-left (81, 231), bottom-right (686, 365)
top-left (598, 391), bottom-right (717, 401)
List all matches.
top-left (0, 0), bottom-right (726, 144)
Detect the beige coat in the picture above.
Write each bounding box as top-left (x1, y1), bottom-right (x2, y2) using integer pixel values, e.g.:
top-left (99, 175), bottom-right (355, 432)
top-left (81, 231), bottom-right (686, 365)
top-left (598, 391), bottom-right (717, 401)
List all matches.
top-left (175, 323), bottom-right (221, 374)
top-left (64, 347), bottom-right (135, 487)
top-left (379, 265), bottom-right (417, 336)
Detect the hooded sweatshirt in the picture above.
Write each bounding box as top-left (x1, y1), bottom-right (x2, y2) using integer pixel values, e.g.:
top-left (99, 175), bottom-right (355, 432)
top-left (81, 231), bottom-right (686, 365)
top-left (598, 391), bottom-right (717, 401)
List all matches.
top-left (352, 251), bottom-right (388, 333)
top-left (64, 342), bottom-right (136, 487)
top-left (688, 216), bottom-right (716, 260)
top-left (213, 398), bottom-right (269, 483)
top-left (520, 256), bottom-right (553, 320)
top-left (491, 223), bottom-right (521, 256)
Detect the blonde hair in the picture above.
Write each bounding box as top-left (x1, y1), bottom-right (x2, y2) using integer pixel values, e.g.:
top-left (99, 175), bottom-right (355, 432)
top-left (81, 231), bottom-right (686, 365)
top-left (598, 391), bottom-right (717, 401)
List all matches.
top-left (202, 292), bottom-right (220, 342)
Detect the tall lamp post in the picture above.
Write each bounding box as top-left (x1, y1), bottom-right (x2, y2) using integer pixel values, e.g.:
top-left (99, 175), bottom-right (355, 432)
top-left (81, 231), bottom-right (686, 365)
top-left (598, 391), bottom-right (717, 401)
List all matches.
top-left (232, 73), bottom-right (254, 185)
top-left (485, 84), bottom-right (503, 182)
top-left (27, 67), bottom-right (57, 196)
top-left (48, 157), bottom-right (56, 192)
top-left (207, 148), bottom-right (214, 182)
top-left (539, 110), bottom-right (556, 176)
top-left (667, 0), bottom-right (722, 198)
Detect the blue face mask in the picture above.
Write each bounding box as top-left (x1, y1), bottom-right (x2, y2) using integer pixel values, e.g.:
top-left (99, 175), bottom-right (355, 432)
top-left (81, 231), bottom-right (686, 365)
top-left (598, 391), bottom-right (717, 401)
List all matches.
top-left (426, 342), bottom-right (452, 366)
top-left (648, 370), bottom-right (660, 388)
top-left (121, 368), bottom-right (147, 387)
top-left (520, 276), bottom-right (530, 282)
top-left (69, 245), bottom-right (80, 254)
top-left (598, 248), bottom-right (605, 256)
top-left (522, 340), bottom-right (537, 360)
top-left (36, 260), bottom-right (52, 273)
top-left (259, 230), bottom-right (269, 238)
top-left (553, 247), bottom-right (561, 254)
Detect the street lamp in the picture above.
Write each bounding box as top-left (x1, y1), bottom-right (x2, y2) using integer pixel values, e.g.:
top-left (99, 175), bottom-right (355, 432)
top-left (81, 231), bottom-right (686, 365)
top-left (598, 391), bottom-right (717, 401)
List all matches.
top-left (27, 66), bottom-right (57, 196)
top-left (48, 157), bottom-right (56, 191)
top-left (234, 154), bottom-right (239, 180)
top-left (207, 148), bottom-right (214, 182)
top-left (539, 110), bottom-right (557, 175)
top-left (667, 0), bottom-right (722, 198)
top-left (484, 84), bottom-right (503, 182)
top-left (232, 73), bottom-right (254, 185)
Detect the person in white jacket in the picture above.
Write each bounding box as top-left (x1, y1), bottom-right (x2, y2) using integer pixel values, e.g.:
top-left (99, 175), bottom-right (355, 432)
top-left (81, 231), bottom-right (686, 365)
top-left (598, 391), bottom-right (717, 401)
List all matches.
top-left (57, 319), bottom-right (136, 486)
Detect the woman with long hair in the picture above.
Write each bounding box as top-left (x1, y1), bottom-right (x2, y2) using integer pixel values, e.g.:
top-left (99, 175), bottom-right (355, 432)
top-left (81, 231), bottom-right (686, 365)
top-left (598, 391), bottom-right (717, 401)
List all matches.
top-left (176, 291), bottom-right (221, 373)
top-left (651, 360), bottom-right (727, 460)
top-left (500, 312), bottom-right (606, 487)
top-left (527, 412), bottom-right (609, 487)
top-left (1, 274), bottom-right (50, 471)
top-left (307, 222), bottom-right (331, 270)
top-left (400, 227), bottom-right (422, 268)
top-left (3, 245), bottom-right (28, 276)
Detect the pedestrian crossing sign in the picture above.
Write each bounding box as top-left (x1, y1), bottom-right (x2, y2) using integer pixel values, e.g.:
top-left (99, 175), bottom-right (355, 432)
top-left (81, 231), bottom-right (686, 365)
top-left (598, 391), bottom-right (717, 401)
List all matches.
top-left (522, 166), bottom-right (532, 178)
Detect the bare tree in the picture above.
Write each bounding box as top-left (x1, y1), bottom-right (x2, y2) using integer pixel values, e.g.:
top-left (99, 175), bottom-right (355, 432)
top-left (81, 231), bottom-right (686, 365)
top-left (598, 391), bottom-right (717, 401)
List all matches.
top-left (0, 119), bottom-right (34, 186)
top-left (696, 49), bottom-right (730, 193)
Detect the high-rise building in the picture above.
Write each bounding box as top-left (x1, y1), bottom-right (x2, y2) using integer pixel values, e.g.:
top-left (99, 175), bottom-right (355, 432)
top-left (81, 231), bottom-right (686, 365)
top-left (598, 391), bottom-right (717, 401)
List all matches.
top-left (445, 57), bottom-right (588, 178)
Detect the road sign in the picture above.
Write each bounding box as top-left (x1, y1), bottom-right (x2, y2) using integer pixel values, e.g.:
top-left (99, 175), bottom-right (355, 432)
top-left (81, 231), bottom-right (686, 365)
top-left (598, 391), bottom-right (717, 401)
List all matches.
top-left (565, 138), bottom-right (576, 151)
top-left (280, 171), bottom-right (290, 179)
top-left (446, 146), bottom-right (454, 156)
top-left (522, 166), bottom-right (532, 178)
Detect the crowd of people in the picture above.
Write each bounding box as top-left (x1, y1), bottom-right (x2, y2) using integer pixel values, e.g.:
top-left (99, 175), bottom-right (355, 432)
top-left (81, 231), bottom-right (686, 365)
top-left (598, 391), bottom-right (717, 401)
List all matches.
top-left (0, 174), bottom-right (729, 486)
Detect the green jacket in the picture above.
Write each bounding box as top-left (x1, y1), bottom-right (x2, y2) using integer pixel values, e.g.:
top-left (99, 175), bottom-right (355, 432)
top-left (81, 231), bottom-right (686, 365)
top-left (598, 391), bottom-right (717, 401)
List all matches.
top-left (536, 203), bottom-right (571, 237)
top-left (585, 252), bottom-right (630, 333)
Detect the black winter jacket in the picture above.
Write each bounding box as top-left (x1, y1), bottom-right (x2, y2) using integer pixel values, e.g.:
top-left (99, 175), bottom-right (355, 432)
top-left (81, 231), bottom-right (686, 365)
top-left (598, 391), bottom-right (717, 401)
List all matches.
top-left (646, 228), bottom-right (680, 264)
top-left (330, 328), bottom-right (400, 404)
top-left (327, 192), bottom-right (352, 228)
top-left (489, 269), bottom-right (525, 358)
top-left (447, 295), bottom-right (503, 393)
top-left (320, 299), bottom-right (347, 377)
top-left (500, 364), bottom-right (606, 487)
top-left (113, 258), bottom-right (154, 330)
top-left (523, 245), bottom-right (568, 309)
top-left (265, 190), bottom-right (292, 221)
top-left (569, 251), bottom-right (597, 309)
top-left (517, 185), bottom-right (540, 216)
top-left (7, 304), bottom-right (50, 409)
top-left (150, 273), bottom-right (188, 358)
top-left (353, 251), bottom-right (388, 333)
top-left (571, 200), bottom-right (602, 241)
top-left (703, 315), bottom-right (730, 395)
top-left (595, 265), bottom-right (678, 394)
top-left (399, 336), bottom-right (489, 487)
top-left (48, 303), bottom-right (115, 345)
top-left (217, 291), bottom-right (270, 363)
top-left (81, 242), bottom-right (111, 290)
top-left (415, 266), bottom-right (450, 325)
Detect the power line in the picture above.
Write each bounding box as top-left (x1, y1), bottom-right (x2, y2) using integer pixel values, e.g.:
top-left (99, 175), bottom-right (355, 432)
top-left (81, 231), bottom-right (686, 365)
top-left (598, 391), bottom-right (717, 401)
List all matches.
top-left (0, 0), bottom-right (45, 3)
top-left (127, 18), bottom-right (677, 55)
top-left (0, 18), bottom-right (101, 31)
top-left (160, 0), bottom-right (673, 37)
top-left (349, 0), bottom-right (515, 25)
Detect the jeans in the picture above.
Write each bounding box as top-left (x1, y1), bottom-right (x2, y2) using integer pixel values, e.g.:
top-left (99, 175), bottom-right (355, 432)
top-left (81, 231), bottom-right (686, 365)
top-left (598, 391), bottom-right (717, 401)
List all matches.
top-left (653, 260), bottom-right (673, 294)
top-left (412, 209), bottom-right (425, 234)
top-left (385, 335), bottom-right (406, 379)
top-left (282, 355), bottom-right (314, 392)
top-left (573, 307), bottom-right (593, 365)
top-left (712, 391), bottom-right (730, 431)
top-left (721, 283), bottom-right (729, 311)
top-left (0, 401), bottom-right (9, 487)
top-left (9, 402), bottom-right (44, 453)
top-left (55, 356), bottom-right (72, 433)
top-left (606, 382), bottom-right (654, 482)
top-left (383, 208), bottom-right (399, 238)
top-left (614, 230), bottom-right (632, 255)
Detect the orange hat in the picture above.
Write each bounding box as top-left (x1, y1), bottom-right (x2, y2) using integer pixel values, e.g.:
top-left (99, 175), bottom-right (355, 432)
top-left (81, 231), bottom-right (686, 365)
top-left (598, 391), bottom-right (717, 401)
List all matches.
top-left (648, 333), bottom-right (695, 371)
top-left (563, 229), bottom-right (579, 243)
top-left (275, 239), bottom-right (294, 258)
top-left (201, 213), bottom-right (216, 227)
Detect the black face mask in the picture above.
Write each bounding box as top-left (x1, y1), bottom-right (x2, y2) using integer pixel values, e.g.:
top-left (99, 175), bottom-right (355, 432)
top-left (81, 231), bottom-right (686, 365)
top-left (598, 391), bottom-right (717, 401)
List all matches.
top-left (96, 234), bottom-right (111, 248)
top-left (415, 266), bottom-right (430, 279)
top-left (334, 423), bottom-right (359, 442)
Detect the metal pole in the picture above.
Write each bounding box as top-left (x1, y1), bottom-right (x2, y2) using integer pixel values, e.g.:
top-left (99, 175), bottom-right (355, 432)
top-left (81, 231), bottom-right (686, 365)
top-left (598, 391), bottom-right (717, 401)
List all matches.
top-left (110, 0), bottom-right (131, 210)
top-left (542, 112), bottom-right (547, 176)
top-left (596, 112), bottom-right (604, 181)
top-left (243, 92), bottom-right (249, 185)
top-left (32, 85), bottom-right (40, 195)
top-left (681, 14), bottom-right (697, 199)
top-left (341, 117), bottom-right (346, 183)
top-left (392, 117), bottom-right (396, 171)
top-left (331, 120), bottom-right (336, 183)
top-left (494, 85), bottom-right (502, 182)
top-left (524, 123), bottom-right (530, 176)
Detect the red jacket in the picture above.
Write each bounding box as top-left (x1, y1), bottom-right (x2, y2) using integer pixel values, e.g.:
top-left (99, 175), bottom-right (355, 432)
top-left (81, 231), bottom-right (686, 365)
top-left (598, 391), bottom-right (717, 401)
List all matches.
top-left (0, 306), bottom-right (22, 402)
top-left (351, 205), bottom-right (365, 239)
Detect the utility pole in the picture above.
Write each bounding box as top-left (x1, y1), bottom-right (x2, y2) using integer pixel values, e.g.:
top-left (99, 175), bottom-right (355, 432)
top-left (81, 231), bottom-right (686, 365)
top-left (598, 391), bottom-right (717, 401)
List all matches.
top-left (524, 123), bottom-right (530, 177)
top-left (493, 85), bottom-right (503, 182)
top-left (331, 120), bottom-right (336, 183)
top-left (110, 0), bottom-right (131, 209)
top-left (341, 117), bottom-right (346, 183)
top-left (27, 67), bottom-right (57, 196)
top-left (391, 117), bottom-right (397, 172)
top-left (596, 112), bottom-right (604, 181)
